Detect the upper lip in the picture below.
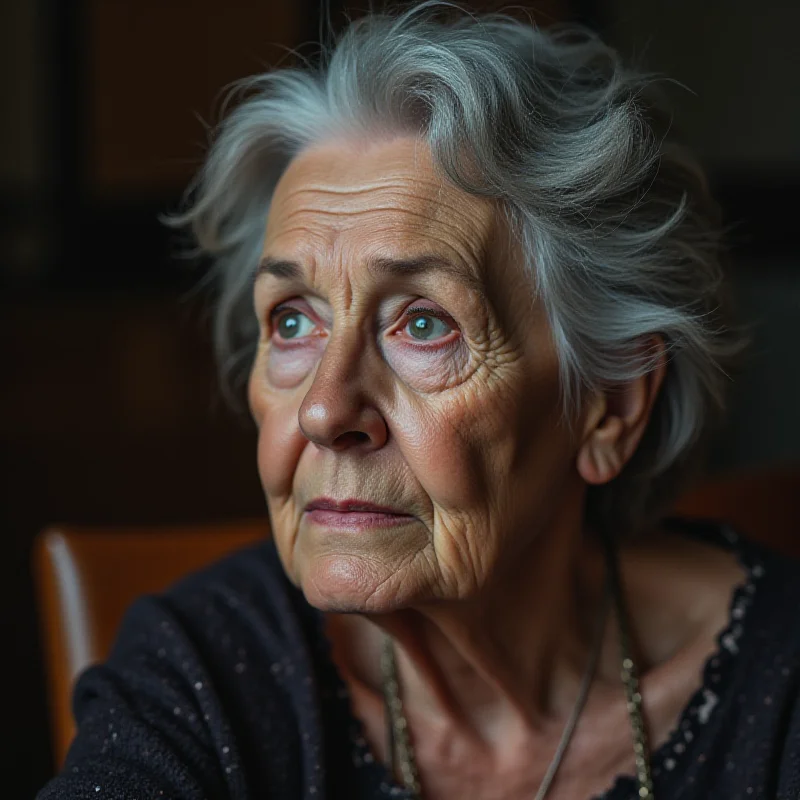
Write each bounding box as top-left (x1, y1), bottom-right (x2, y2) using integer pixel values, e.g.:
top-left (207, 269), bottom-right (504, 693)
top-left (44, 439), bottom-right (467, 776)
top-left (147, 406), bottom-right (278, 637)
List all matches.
top-left (305, 498), bottom-right (411, 515)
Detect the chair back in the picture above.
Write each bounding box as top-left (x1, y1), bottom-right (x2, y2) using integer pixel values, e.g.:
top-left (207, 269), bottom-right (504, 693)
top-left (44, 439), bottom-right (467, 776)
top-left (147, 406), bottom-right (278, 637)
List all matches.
top-left (34, 520), bottom-right (266, 767)
top-left (673, 464), bottom-right (800, 556)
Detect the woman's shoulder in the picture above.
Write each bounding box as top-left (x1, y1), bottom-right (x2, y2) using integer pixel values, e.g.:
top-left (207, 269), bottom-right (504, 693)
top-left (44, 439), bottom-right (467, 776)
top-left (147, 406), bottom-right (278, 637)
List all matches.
top-left (117, 535), bottom-right (320, 674)
top-left (162, 535), bottom-right (297, 618)
top-left (42, 538), bottom-right (323, 800)
top-left (731, 523), bottom-right (800, 665)
top-left (646, 517), bottom-right (800, 721)
top-left (633, 518), bottom-right (800, 797)
top-left (668, 516), bottom-right (800, 640)
top-left (665, 517), bottom-right (800, 721)
top-left (85, 534), bottom-right (324, 743)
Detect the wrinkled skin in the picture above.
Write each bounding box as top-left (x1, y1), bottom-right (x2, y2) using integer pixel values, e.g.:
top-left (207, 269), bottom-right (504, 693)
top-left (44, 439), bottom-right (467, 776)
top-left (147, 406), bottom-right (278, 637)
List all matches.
top-left (250, 136), bottom-right (588, 614)
top-left (248, 136), bottom-right (744, 799)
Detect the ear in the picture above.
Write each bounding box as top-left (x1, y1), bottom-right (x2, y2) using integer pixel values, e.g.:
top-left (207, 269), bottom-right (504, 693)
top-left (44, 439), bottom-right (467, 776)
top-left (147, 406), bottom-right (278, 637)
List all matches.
top-left (576, 337), bottom-right (668, 486)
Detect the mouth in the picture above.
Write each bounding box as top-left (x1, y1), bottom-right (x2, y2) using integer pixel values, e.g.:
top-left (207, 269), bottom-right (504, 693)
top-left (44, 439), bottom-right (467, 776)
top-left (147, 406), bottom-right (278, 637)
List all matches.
top-left (304, 498), bottom-right (416, 530)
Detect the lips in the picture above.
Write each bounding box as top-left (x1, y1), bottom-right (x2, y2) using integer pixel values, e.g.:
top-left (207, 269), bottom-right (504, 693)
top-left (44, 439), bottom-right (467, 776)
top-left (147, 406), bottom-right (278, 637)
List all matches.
top-left (306, 498), bottom-right (406, 514)
top-left (304, 498), bottom-right (415, 530)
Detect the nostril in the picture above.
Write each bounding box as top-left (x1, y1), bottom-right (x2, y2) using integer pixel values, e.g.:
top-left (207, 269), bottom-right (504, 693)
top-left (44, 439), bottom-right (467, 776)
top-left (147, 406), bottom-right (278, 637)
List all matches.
top-left (333, 431), bottom-right (371, 448)
top-left (299, 400), bottom-right (388, 451)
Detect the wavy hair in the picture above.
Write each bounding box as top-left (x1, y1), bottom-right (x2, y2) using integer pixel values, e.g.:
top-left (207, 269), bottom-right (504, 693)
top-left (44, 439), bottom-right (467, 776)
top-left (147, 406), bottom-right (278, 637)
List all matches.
top-left (168, 2), bottom-right (745, 533)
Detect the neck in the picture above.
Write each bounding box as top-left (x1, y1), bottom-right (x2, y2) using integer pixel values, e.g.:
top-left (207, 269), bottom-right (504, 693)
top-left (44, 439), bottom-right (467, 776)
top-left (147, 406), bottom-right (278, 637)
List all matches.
top-left (327, 513), bottom-right (619, 746)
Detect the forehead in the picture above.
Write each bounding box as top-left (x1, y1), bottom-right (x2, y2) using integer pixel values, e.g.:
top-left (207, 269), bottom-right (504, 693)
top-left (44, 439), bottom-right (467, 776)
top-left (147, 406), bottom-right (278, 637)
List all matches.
top-left (264, 136), bottom-right (498, 272)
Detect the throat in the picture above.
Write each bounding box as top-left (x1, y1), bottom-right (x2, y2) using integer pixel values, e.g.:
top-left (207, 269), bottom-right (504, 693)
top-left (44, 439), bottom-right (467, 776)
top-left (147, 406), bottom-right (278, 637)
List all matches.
top-left (325, 524), bottom-right (747, 800)
top-left (325, 529), bottom-right (617, 744)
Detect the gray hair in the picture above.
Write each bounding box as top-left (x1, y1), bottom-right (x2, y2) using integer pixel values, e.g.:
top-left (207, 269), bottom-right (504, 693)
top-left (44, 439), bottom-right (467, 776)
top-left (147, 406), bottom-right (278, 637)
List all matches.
top-left (169, 2), bottom-right (745, 533)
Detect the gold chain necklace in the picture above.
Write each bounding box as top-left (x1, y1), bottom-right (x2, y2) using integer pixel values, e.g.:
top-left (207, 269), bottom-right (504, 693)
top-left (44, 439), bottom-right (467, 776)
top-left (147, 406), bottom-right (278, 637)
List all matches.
top-left (380, 532), bottom-right (654, 799)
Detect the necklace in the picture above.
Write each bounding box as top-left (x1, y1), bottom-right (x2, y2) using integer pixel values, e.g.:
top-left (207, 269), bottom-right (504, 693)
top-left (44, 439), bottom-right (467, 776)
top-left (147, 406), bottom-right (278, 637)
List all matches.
top-left (380, 532), bottom-right (654, 799)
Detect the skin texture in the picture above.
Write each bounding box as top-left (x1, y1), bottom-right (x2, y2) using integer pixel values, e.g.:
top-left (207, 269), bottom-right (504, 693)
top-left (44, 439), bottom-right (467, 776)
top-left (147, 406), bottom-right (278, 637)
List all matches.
top-left (248, 136), bottom-right (745, 799)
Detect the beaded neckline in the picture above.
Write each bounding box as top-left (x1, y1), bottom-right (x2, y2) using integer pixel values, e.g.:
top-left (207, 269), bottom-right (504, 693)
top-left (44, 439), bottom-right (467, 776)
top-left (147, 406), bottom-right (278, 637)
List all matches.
top-left (590, 518), bottom-right (766, 799)
top-left (621, 520), bottom-right (765, 789)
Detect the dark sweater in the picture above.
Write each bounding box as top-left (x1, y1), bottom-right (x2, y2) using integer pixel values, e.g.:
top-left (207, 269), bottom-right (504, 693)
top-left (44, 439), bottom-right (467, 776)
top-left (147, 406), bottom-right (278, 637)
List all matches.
top-left (38, 519), bottom-right (800, 800)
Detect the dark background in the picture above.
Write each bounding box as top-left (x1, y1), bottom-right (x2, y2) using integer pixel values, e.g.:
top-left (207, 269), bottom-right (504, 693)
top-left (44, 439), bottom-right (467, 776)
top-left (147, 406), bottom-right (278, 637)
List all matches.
top-left (2, 0), bottom-right (798, 795)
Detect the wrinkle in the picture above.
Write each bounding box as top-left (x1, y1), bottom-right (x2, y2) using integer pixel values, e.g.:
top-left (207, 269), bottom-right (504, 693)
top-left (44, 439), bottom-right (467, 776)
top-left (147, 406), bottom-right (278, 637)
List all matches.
top-left (363, 544), bottom-right (439, 612)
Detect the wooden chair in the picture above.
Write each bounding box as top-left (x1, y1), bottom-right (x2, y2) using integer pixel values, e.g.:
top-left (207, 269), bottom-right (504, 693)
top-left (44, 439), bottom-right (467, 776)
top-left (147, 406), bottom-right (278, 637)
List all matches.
top-left (33, 519), bottom-right (267, 768)
top-left (34, 465), bottom-right (800, 768)
top-left (671, 463), bottom-right (800, 555)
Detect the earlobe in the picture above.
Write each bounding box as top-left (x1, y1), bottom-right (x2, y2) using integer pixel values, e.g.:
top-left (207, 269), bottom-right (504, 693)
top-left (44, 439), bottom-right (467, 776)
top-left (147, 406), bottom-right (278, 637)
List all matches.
top-left (577, 416), bottom-right (625, 485)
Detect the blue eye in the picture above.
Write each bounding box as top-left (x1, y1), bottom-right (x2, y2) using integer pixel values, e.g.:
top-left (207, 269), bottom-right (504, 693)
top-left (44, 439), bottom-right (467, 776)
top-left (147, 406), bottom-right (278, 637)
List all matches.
top-left (405, 312), bottom-right (453, 341)
top-left (276, 310), bottom-right (315, 340)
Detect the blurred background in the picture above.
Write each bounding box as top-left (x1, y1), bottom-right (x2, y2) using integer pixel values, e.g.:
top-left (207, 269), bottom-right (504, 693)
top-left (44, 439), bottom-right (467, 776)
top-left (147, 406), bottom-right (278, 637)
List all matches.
top-left (2, 0), bottom-right (798, 794)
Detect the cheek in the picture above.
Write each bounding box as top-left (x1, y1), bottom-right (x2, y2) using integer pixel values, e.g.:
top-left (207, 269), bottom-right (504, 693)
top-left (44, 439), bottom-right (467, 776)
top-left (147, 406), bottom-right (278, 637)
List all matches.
top-left (397, 363), bottom-right (570, 538)
top-left (395, 393), bottom-right (487, 513)
top-left (253, 389), bottom-right (306, 502)
top-left (266, 341), bottom-right (323, 388)
top-left (251, 385), bottom-right (309, 586)
top-left (250, 342), bottom-right (322, 498)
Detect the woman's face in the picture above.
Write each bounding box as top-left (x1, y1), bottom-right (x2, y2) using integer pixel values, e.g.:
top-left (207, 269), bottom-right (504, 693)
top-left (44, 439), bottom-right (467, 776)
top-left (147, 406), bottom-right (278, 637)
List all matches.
top-left (249, 136), bottom-right (585, 613)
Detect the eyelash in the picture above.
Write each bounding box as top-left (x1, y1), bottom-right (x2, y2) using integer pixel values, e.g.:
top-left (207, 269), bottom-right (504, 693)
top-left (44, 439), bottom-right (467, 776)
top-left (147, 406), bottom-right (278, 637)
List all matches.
top-left (404, 306), bottom-right (453, 323)
top-left (269, 304), bottom-right (298, 323)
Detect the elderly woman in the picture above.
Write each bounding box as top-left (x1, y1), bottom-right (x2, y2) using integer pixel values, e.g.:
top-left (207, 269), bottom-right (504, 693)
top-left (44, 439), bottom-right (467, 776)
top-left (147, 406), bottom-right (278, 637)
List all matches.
top-left (39, 4), bottom-right (800, 800)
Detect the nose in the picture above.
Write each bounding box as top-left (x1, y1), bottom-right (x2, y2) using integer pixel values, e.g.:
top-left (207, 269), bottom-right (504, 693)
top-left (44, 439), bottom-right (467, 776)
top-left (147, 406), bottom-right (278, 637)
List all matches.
top-left (298, 334), bottom-right (388, 452)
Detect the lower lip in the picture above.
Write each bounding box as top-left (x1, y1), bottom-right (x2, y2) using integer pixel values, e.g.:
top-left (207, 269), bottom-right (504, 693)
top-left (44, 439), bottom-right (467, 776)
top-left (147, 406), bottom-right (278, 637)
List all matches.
top-left (305, 509), bottom-right (415, 530)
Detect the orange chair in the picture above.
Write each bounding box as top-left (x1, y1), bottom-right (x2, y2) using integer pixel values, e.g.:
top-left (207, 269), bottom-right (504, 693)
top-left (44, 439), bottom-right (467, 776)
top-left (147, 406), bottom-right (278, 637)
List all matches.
top-left (34, 465), bottom-right (799, 768)
top-left (34, 520), bottom-right (267, 768)
top-left (671, 464), bottom-right (800, 556)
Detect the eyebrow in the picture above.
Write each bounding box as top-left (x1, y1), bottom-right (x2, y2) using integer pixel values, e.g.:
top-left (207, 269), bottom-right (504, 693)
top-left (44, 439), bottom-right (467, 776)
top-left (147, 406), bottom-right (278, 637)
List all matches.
top-left (255, 254), bottom-right (485, 297)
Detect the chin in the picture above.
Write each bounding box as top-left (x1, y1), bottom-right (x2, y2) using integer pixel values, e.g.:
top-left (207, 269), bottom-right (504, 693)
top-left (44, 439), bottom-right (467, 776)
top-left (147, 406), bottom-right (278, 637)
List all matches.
top-left (298, 551), bottom-right (415, 614)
